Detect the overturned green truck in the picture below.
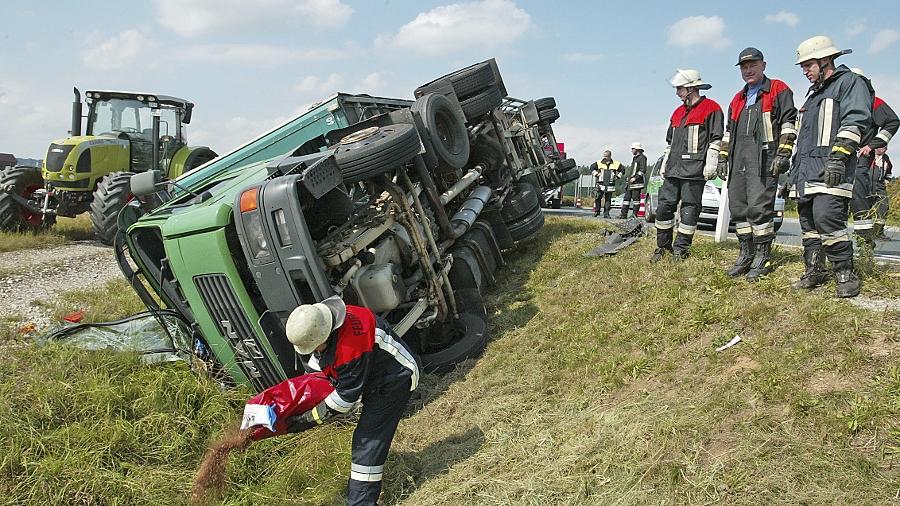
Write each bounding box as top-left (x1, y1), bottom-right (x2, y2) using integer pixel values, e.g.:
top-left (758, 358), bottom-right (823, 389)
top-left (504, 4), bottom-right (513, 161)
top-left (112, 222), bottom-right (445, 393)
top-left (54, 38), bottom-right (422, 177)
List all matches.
top-left (118, 60), bottom-right (578, 391)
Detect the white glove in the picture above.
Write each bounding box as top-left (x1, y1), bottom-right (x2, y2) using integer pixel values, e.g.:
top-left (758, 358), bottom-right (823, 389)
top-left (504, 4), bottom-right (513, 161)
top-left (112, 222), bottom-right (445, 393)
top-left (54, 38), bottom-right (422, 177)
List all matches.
top-left (703, 145), bottom-right (718, 180)
top-left (660, 146), bottom-right (670, 177)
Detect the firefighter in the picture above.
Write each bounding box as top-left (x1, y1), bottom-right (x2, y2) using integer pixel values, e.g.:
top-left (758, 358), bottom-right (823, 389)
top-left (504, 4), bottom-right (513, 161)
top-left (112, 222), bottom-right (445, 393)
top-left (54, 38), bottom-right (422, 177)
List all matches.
top-left (590, 149), bottom-right (621, 218)
top-left (718, 48), bottom-right (798, 281)
top-left (873, 146), bottom-right (893, 239)
top-left (848, 68), bottom-right (899, 247)
top-left (621, 142), bottom-right (647, 218)
top-left (652, 69), bottom-right (724, 262)
top-left (791, 35), bottom-right (872, 298)
top-left (285, 295), bottom-right (419, 505)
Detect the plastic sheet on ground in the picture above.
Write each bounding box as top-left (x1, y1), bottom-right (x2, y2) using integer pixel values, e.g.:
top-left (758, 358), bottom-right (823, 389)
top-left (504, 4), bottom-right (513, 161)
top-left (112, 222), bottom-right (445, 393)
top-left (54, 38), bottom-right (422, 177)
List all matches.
top-left (584, 218), bottom-right (646, 257)
top-left (37, 311), bottom-right (192, 364)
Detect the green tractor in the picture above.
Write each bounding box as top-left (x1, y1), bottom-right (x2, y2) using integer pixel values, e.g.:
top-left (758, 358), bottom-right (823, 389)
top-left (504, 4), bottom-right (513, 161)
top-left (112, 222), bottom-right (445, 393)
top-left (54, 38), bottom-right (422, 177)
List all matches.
top-left (0, 88), bottom-right (217, 244)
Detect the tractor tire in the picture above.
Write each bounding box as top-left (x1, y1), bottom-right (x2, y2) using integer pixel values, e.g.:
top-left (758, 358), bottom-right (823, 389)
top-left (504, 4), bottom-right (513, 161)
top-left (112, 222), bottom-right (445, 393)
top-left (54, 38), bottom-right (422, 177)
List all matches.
top-left (539, 108), bottom-right (560, 124)
top-left (0, 166), bottom-right (49, 231)
top-left (507, 205), bottom-right (545, 242)
top-left (459, 86), bottom-right (503, 122)
top-left (557, 168), bottom-right (580, 185)
top-left (500, 182), bottom-right (540, 223)
top-left (534, 97), bottom-right (556, 111)
top-left (411, 93), bottom-right (470, 170)
top-left (90, 172), bottom-right (135, 246)
top-left (333, 125), bottom-right (420, 183)
top-left (419, 313), bottom-right (488, 374)
top-left (555, 158), bottom-right (577, 171)
top-left (416, 61), bottom-right (496, 100)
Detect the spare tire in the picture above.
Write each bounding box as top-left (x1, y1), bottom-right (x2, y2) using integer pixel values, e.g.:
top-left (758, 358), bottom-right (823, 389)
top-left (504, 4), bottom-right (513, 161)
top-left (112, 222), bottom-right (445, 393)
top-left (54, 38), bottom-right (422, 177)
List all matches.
top-left (538, 108), bottom-right (560, 124)
top-left (501, 182), bottom-right (539, 222)
top-left (534, 97), bottom-right (556, 111)
top-left (333, 125), bottom-right (420, 183)
top-left (460, 86), bottom-right (503, 121)
top-left (411, 93), bottom-right (470, 170)
top-left (419, 313), bottom-right (488, 374)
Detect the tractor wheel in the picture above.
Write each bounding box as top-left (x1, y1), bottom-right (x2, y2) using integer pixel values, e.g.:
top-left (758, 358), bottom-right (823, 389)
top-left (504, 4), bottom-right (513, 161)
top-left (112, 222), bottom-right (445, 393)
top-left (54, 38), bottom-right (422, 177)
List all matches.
top-left (90, 172), bottom-right (135, 246)
top-left (534, 97), bottom-right (556, 111)
top-left (411, 93), bottom-right (470, 170)
top-left (500, 182), bottom-right (539, 222)
top-left (419, 313), bottom-right (489, 374)
top-left (539, 108), bottom-right (560, 124)
top-left (459, 86), bottom-right (503, 121)
top-left (0, 166), bottom-right (50, 231)
top-left (333, 125), bottom-right (420, 183)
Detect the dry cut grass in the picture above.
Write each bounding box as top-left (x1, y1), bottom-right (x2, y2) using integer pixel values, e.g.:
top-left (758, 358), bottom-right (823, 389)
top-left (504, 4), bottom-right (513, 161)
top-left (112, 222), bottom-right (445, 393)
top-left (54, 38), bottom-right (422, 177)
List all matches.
top-left (0, 214), bottom-right (95, 253)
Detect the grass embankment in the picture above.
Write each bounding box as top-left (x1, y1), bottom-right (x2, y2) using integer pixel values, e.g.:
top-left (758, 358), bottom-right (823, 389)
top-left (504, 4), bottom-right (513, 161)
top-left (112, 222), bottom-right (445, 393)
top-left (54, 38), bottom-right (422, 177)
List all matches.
top-left (1, 217), bottom-right (899, 504)
top-left (0, 214), bottom-right (94, 253)
top-left (888, 179), bottom-right (900, 227)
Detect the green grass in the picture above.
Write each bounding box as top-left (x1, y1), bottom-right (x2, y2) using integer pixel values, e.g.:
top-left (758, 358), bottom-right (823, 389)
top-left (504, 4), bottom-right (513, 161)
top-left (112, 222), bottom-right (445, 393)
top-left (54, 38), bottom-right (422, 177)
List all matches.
top-left (1, 217), bottom-right (899, 504)
top-left (46, 277), bottom-right (148, 324)
top-left (887, 179), bottom-right (899, 227)
top-left (0, 214), bottom-right (95, 253)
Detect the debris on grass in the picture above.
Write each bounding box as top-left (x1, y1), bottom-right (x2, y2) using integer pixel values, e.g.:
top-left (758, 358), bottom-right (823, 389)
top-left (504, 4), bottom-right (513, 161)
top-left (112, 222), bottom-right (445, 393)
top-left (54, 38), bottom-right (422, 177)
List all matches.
top-left (191, 426), bottom-right (253, 505)
top-left (716, 335), bottom-right (742, 352)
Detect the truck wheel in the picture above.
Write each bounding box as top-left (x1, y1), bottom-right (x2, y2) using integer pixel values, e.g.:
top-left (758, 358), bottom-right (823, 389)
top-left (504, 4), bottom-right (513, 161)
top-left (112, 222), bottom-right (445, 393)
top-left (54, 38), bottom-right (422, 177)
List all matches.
top-left (0, 166), bottom-right (49, 231)
top-left (90, 172), bottom-right (135, 246)
top-left (452, 288), bottom-right (488, 323)
top-left (334, 125), bottom-right (420, 183)
top-left (534, 97), bottom-right (556, 111)
top-left (507, 206), bottom-right (545, 241)
top-left (557, 168), bottom-right (580, 185)
top-left (411, 93), bottom-right (470, 170)
top-left (481, 208), bottom-right (514, 250)
top-left (419, 313), bottom-right (488, 374)
top-left (501, 182), bottom-right (539, 222)
top-left (416, 61), bottom-right (496, 100)
top-left (459, 86), bottom-right (503, 121)
top-left (555, 158), bottom-right (576, 171)
top-left (538, 108), bottom-right (560, 124)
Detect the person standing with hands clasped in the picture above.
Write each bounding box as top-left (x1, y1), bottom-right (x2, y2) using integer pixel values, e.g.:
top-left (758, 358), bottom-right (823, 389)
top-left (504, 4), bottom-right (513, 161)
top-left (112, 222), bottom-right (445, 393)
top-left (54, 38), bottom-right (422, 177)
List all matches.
top-left (652, 69), bottom-right (724, 262)
top-left (718, 47), bottom-right (798, 281)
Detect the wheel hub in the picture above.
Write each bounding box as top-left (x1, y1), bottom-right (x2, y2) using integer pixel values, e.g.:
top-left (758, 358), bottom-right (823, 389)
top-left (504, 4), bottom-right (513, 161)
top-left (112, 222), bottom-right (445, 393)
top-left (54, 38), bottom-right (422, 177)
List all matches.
top-left (340, 126), bottom-right (381, 145)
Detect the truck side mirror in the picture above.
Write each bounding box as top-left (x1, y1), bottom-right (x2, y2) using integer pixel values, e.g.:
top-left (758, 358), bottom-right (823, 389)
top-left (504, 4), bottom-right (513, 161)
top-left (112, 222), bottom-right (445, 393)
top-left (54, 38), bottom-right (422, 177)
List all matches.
top-left (131, 170), bottom-right (162, 197)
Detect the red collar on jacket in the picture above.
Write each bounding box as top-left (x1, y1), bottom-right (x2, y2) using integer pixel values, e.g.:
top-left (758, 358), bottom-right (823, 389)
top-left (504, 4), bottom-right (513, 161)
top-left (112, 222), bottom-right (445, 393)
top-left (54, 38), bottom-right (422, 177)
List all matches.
top-left (671, 96), bottom-right (721, 127)
top-left (728, 76), bottom-right (790, 122)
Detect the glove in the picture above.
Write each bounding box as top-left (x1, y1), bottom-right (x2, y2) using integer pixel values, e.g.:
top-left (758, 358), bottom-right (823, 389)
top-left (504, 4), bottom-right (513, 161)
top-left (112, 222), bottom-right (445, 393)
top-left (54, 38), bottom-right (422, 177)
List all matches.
top-left (286, 411), bottom-right (318, 433)
top-left (703, 145), bottom-right (719, 180)
top-left (769, 133), bottom-right (795, 177)
top-left (824, 138), bottom-right (855, 187)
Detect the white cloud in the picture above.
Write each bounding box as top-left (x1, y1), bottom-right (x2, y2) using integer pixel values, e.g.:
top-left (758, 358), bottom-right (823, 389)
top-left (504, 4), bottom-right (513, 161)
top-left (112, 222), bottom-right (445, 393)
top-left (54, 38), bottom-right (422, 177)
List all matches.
top-left (563, 52), bottom-right (604, 62)
top-left (868, 74), bottom-right (900, 108)
top-left (552, 122), bottom-right (668, 170)
top-left (869, 29), bottom-right (900, 54)
top-left (156, 0), bottom-right (353, 38)
top-left (764, 11), bottom-right (799, 27)
top-left (381, 0), bottom-right (532, 55)
top-left (0, 80), bottom-right (70, 158)
top-left (295, 74), bottom-right (345, 94)
top-left (81, 30), bottom-right (157, 70)
top-left (356, 72), bottom-right (385, 92)
top-left (666, 16), bottom-right (730, 51)
top-left (176, 44), bottom-right (347, 65)
top-left (846, 19), bottom-right (867, 38)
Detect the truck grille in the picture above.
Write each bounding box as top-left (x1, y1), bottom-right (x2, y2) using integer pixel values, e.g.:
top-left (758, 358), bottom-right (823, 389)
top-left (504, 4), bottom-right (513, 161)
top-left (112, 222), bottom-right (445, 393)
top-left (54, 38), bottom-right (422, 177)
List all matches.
top-left (44, 143), bottom-right (74, 172)
top-left (194, 274), bottom-right (283, 390)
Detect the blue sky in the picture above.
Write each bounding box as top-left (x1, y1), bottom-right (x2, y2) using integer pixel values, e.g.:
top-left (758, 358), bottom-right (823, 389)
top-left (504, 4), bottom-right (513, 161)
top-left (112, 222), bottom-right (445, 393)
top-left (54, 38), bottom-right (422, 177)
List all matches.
top-left (3, 0), bottom-right (900, 166)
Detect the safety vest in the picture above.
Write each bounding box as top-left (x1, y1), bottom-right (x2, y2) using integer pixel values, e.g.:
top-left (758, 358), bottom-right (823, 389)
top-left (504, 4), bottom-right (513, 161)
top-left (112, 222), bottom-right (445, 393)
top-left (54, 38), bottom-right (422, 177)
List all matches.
top-left (595, 160), bottom-right (620, 190)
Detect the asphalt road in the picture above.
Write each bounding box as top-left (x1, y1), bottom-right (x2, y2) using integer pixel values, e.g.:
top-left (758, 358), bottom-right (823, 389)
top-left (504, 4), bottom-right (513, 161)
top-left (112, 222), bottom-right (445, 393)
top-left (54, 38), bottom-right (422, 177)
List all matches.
top-left (542, 207), bottom-right (900, 262)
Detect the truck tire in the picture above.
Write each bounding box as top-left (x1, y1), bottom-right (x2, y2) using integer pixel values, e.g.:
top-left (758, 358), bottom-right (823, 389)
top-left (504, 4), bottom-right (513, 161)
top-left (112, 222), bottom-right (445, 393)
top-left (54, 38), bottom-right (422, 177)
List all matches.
top-left (459, 86), bottom-right (503, 121)
top-left (416, 61), bottom-right (496, 100)
top-left (501, 182), bottom-right (539, 222)
top-left (419, 313), bottom-right (488, 374)
top-left (539, 108), bottom-right (560, 124)
top-left (507, 206), bottom-right (544, 241)
top-left (452, 288), bottom-right (488, 323)
top-left (481, 208), bottom-right (514, 250)
top-left (518, 172), bottom-right (542, 190)
top-left (90, 172), bottom-right (135, 246)
top-left (555, 158), bottom-right (576, 171)
top-left (334, 125), bottom-right (420, 183)
top-left (557, 168), bottom-right (580, 185)
top-left (411, 93), bottom-right (470, 170)
top-left (534, 97), bottom-right (556, 111)
top-left (0, 166), bottom-right (49, 231)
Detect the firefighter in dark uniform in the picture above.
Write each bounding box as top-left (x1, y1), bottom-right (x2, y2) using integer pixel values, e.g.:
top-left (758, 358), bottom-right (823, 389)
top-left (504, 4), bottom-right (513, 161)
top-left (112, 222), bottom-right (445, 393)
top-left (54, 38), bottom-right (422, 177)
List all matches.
top-left (718, 48), bottom-right (798, 281)
top-left (590, 150), bottom-right (621, 218)
top-left (790, 36), bottom-right (873, 298)
top-left (621, 142), bottom-right (647, 218)
top-left (848, 67), bottom-right (899, 246)
top-left (285, 296), bottom-right (419, 505)
top-left (652, 69), bottom-right (724, 262)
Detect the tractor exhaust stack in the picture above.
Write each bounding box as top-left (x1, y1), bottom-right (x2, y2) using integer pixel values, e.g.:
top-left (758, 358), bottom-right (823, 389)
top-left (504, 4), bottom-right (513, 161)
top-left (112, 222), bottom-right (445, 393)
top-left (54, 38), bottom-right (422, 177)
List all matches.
top-left (71, 88), bottom-right (82, 137)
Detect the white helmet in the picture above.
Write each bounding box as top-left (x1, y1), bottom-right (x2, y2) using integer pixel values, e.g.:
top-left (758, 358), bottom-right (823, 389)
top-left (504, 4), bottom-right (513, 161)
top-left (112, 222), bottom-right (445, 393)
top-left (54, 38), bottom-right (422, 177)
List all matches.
top-left (670, 69), bottom-right (711, 90)
top-left (286, 295), bottom-right (347, 355)
top-left (795, 35), bottom-right (851, 64)
top-left (631, 142), bottom-right (643, 151)
top-left (850, 67), bottom-right (866, 78)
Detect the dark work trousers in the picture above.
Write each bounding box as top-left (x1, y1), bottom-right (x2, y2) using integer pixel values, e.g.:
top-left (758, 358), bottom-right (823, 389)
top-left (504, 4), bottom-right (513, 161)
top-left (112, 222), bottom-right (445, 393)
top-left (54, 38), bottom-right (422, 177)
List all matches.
top-left (620, 188), bottom-right (643, 218)
top-left (727, 136), bottom-right (777, 243)
top-left (596, 190), bottom-right (614, 216)
top-left (346, 377), bottom-right (412, 506)
top-left (850, 163), bottom-right (876, 238)
top-left (874, 178), bottom-right (889, 226)
top-left (655, 177), bottom-right (704, 253)
top-left (798, 193), bottom-right (853, 263)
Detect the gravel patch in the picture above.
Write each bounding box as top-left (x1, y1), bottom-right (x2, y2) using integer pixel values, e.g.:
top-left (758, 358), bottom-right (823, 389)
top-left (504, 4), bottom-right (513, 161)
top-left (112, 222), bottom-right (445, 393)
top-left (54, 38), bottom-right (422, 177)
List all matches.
top-left (0, 242), bottom-right (121, 329)
top-left (847, 294), bottom-right (900, 313)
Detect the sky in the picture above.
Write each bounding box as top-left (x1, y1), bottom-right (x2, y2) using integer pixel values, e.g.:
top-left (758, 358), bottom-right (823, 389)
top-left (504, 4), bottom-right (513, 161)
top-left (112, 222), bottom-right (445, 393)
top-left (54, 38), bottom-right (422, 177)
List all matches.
top-left (3, 0), bottom-right (900, 167)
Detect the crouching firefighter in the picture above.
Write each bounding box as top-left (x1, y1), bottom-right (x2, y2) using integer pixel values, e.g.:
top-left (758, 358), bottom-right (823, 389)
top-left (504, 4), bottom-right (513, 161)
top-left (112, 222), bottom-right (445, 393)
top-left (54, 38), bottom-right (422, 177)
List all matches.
top-left (591, 150), bottom-right (621, 218)
top-left (792, 35), bottom-right (873, 298)
top-left (285, 295), bottom-right (420, 505)
top-left (719, 47), bottom-right (798, 281)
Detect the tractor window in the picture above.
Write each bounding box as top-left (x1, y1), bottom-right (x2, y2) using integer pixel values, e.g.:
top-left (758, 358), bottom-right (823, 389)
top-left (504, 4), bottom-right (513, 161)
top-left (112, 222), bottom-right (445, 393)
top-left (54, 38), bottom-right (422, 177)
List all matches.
top-left (87, 98), bottom-right (152, 139)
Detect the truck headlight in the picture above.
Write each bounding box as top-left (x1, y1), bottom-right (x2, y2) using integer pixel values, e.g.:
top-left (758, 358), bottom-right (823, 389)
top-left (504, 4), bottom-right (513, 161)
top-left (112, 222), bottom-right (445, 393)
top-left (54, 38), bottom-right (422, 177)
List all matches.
top-left (239, 187), bottom-right (272, 263)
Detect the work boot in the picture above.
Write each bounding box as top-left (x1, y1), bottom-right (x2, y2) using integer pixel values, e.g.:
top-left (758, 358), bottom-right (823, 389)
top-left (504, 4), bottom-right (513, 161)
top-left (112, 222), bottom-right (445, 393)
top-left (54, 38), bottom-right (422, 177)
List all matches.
top-left (746, 240), bottom-right (774, 282)
top-left (603, 211), bottom-right (611, 219)
top-left (833, 260), bottom-right (861, 298)
top-left (673, 249), bottom-right (690, 262)
top-left (651, 247), bottom-right (670, 263)
top-left (727, 236), bottom-right (755, 277)
top-left (791, 246), bottom-right (829, 290)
